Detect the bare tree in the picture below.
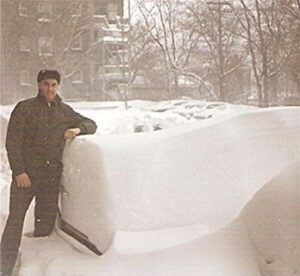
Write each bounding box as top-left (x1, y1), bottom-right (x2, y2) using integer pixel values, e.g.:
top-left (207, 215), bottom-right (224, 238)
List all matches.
top-left (37, 1), bottom-right (92, 98)
top-left (278, 0), bottom-right (300, 104)
top-left (184, 1), bottom-right (248, 102)
top-left (130, 22), bottom-right (156, 84)
top-left (233, 0), bottom-right (297, 106)
top-left (135, 0), bottom-right (215, 99)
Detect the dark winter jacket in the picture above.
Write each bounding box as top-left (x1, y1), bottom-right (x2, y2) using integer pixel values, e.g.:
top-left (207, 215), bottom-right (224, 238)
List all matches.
top-left (5, 93), bottom-right (97, 177)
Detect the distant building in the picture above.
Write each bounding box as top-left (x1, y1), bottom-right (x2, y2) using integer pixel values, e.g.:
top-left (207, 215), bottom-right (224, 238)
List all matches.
top-left (1, 0), bottom-right (128, 104)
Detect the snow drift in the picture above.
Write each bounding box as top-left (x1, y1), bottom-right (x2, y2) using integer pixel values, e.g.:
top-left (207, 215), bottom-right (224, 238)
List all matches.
top-left (60, 107), bottom-right (300, 253)
top-left (241, 160), bottom-right (300, 275)
top-left (41, 158), bottom-right (299, 276)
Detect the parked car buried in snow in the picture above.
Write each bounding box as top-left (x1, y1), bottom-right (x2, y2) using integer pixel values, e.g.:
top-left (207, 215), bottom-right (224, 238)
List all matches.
top-left (59, 107), bottom-right (300, 254)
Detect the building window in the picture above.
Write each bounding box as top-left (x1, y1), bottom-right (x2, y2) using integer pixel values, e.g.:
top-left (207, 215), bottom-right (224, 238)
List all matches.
top-left (107, 3), bottom-right (118, 21)
top-left (93, 24), bottom-right (107, 43)
top-left (39, 37), bottom-right (53, 56)
top-left (93, 28), bottom-right (100, 42)
top-left (72, 70), bottom-right (83, 83)
top-left (71, 2), bottom-right (82, 17)
top-left (20, 71), bottom-right (31, 86)
top-left (19, 1), bottom-right (28, 17)
top-left (94, 1), bottom-right (106, 15)
top-left (72, 35), bottom-right (83, 50)
top-left (38, 2), bottom-right (52, 22)
top-left (19, 36), bottom-right (30, 52)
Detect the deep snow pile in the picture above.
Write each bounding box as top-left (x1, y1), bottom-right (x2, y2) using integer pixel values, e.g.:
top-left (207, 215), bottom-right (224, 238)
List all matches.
top-left (0, 101), bottom-right (299, 276)
top-left (241, 161), bottom-right (300, 275)
top-left (67, 99), bottom-right (256, 134)
top-left (22, 160), bottom-right (297, 276)
top-left (60, 107), bottom-right (300, 252)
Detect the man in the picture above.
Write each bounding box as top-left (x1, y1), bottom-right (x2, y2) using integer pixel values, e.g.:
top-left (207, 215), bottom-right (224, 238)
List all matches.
top-left (0, 70), bottom-right (97, 276)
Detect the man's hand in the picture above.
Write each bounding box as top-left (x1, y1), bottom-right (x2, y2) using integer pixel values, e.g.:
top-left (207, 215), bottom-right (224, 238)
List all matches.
top-left (64, 128), bottom-right (81, 139)
top-left (15, 173), bottom-right (31, 188)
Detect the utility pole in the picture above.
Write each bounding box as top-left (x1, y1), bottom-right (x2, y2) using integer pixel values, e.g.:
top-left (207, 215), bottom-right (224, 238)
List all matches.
top-left (207, 1), bottom-right (231, 102)
top-left (128, 0), bottom-right (132, 99)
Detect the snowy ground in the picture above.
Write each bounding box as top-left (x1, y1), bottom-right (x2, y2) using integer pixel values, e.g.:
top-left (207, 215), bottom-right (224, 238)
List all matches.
top-left (0, 100), bottom-right (299, 276)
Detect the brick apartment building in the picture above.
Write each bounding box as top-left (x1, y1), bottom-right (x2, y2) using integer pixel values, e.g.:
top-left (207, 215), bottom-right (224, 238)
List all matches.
top-left (1, 0), bottom-right (128, 104)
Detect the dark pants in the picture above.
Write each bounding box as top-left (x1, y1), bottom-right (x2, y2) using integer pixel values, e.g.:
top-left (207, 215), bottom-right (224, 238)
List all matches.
top-left (0, 164), bottom-right (61, 276)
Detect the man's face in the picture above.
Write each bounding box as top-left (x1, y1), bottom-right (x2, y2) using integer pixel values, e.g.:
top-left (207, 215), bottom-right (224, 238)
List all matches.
top-left (38, 79), bottom-right (59, 102)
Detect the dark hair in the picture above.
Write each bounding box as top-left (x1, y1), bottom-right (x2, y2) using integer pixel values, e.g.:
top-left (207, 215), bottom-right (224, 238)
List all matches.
top-left (37, 69), bottom-right (61, 84)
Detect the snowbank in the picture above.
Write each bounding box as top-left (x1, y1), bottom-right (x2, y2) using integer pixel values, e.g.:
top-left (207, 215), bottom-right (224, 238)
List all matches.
top-left (0, 115), bottom-right (10, 217)
top-left (241, 160), bottom-right (300, 275)
top-left (61, 107), bottom-right (300, 253)
top-left (17, 161), bottom-right (299, 276)
top-left (43, 219), bottom-right (261, 276)
top-left (67, 100), bottom-right (256, 134)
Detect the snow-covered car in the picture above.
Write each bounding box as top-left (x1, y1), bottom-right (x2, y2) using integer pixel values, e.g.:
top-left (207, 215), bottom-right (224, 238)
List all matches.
top-left (59, 107), bottom-right (300, 255)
